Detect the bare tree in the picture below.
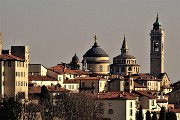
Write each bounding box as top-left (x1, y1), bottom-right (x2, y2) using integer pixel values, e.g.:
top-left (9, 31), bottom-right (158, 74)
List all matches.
top-left (53, 92), bottom-right (103, 120)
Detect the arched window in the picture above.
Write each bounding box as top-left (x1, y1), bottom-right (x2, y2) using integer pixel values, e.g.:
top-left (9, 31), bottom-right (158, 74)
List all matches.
top-left (121, 67), bottom-right (125, 72)
top-left (128, 67), bottom-right (132, 71)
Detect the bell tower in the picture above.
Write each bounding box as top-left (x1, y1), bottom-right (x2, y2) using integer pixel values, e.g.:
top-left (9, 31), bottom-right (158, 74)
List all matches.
top-left (150, 14), bottom-right (165, 76)
top-left (0, 33), bottom-right (2, 55)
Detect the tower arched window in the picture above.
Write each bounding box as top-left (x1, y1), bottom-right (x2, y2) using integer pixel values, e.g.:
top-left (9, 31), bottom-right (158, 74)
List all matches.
top-left (128, 67), bottom-right (132, 71)
top-left (121, 67), bottom-right (125, 72)
top-left (154, 42), bottom-right (159, 51)
top-left (115, 67), bottom-right (119, 72)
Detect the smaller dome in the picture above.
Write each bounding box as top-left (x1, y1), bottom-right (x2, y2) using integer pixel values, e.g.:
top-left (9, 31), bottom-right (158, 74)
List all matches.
top-left (71, 53), bottom-right (79, 63)
top-left (114, 54), bottom-right (136, 59)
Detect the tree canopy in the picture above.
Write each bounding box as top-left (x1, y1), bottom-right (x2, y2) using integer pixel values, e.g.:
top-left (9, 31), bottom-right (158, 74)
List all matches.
top-left (136, 105), bottom-right (143, 120)
top-left (0, 97), bottom-right (22, 120)
top-left (159, 107), bottom-right (166, 120)
top-left (40, 85), bottom-right (50, 101)
top-left (152, 112), bottom-right (157, 120)
top-left (146, 110), bottom-right (152, 120)
top-left (166, 111), bottom-right (177, 120)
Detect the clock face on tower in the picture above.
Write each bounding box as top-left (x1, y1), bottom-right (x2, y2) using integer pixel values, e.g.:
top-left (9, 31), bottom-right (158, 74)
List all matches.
top-left (153, 41), bottom-right (159, 51)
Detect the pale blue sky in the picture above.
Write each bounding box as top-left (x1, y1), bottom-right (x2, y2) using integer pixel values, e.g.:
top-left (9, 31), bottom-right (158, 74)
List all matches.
top-left (0, 0), bottom-right (180, 82)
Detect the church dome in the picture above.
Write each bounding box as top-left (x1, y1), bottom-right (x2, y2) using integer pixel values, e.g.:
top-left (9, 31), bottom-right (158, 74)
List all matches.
top-left (83, 42), bottom-right (109, 57)
top-left (71, 53), bottom-right (79, 63)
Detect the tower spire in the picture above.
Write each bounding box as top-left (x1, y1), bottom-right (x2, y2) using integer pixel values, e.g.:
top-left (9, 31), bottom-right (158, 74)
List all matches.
top-left (121, 35), bottom-right (129, 55)
top-left (121, 34), bottom-right (128, 50)
top-left (156, 12), bottom-right (159, 22)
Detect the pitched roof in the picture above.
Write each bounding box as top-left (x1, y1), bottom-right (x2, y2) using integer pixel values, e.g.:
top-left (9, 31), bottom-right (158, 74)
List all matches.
top-left (48, 64), bottom-right (91, 75)
top-left (156, 99), bottom-right (167, 103)
top-left (0, 54), bottom-right (24, 61)
top-left (29, 75), bottom-right (58, 81)
top-left (94, 92), bottom-right (138, 100)
top-left (134, 82), bottom-right (147, 88)
top-left (74, 77), bottom-right (100, 81)
top-left (169, 109), bottom-right (180, 113)
top-left (135, 90), bottom-right (157, 99)
top-left (28, 85), bottom-right (70, 94)
top-left (63, 80), bottom-right (79, 84)
top-left (132, 73), bottom-right (161, 81)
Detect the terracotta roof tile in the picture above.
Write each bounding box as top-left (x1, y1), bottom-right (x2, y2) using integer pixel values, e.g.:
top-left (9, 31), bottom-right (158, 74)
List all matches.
top-left (0, 54), bottom-right (24, 61)
top-left (28, 85), bottom-right (70, 94)
top-left (74, 77), bottom-right (100, 81)
top-left (170, 109), bottom-right (180, 113)
top-left (48, 65), bottom-right (91, 75)
top-left (156, 99), bottom-right (167, 103)
top-left (134, 82), bottom-right (147, 88)
top-left (94, 92), bottom-right (137, 100)
top-left (131, 73), bottom-right (161, 81)
top-left (29, 75), bottom-right (58, 81)
top-left (63, 80), bottom-right (79, 84)
top-left (135, 90), bottom-right (157, 99)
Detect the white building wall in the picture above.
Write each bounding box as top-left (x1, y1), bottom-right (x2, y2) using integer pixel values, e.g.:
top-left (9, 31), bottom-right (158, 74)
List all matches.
top-left (31, 81), bottom-right (58, 86)
top-left (0, 61), bottom-right (5, 96)
top-left (126, 100), bottom-right (136, 120)
top-left (99, 79), bottom-right (107, 92)
top-left (15, 61), bottom-right (28, 99)
top-left (63, 83), bottom-right (79, 92)
top-left (102, 99), bottom-right (136, 120)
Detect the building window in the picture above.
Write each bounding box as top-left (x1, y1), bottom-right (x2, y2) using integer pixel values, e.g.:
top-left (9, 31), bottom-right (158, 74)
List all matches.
top-left (130, 109), bottom-right (133, 116)
top-left (121, 67), bottom-right (125, 72)
top-left (130, 102), bottom-right (133, 108)
top-left (154, 42), bottom-right (159, 51)
top-left (72, 85), bottom-right (74, 89)
top-left (88, 65), bottom-right (93, 71)
top-left (110, 68), bottom-right (113, 73)
top-left (21, 72), bottom-right (23, 77)
top-left (8, 61), bottom-right (11, 67)
top-left (92, 82), bottom-right (95, 89)
top-left (99, 109), bottom-right (104, 114)
top-left (99, 65), bottom-right (103, 72)
top-left (64, 85), bottom-right (66, 89)
top-left (128, 67), bottom-right (132, 71)
top-left (115, 67), bottom-right (119, 72)
top-left (107, 66), bottom-right (110, 71)
top-left (108, 109), bottom-right (113, 114)
top-left (82, 82), bottom-right (85, 88)
top-left (152, 100), bottom-right (155, 106)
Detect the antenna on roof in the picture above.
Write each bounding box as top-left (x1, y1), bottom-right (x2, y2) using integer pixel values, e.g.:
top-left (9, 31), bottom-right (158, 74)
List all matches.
top-left (94, 35), bottom-right (97, 43)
